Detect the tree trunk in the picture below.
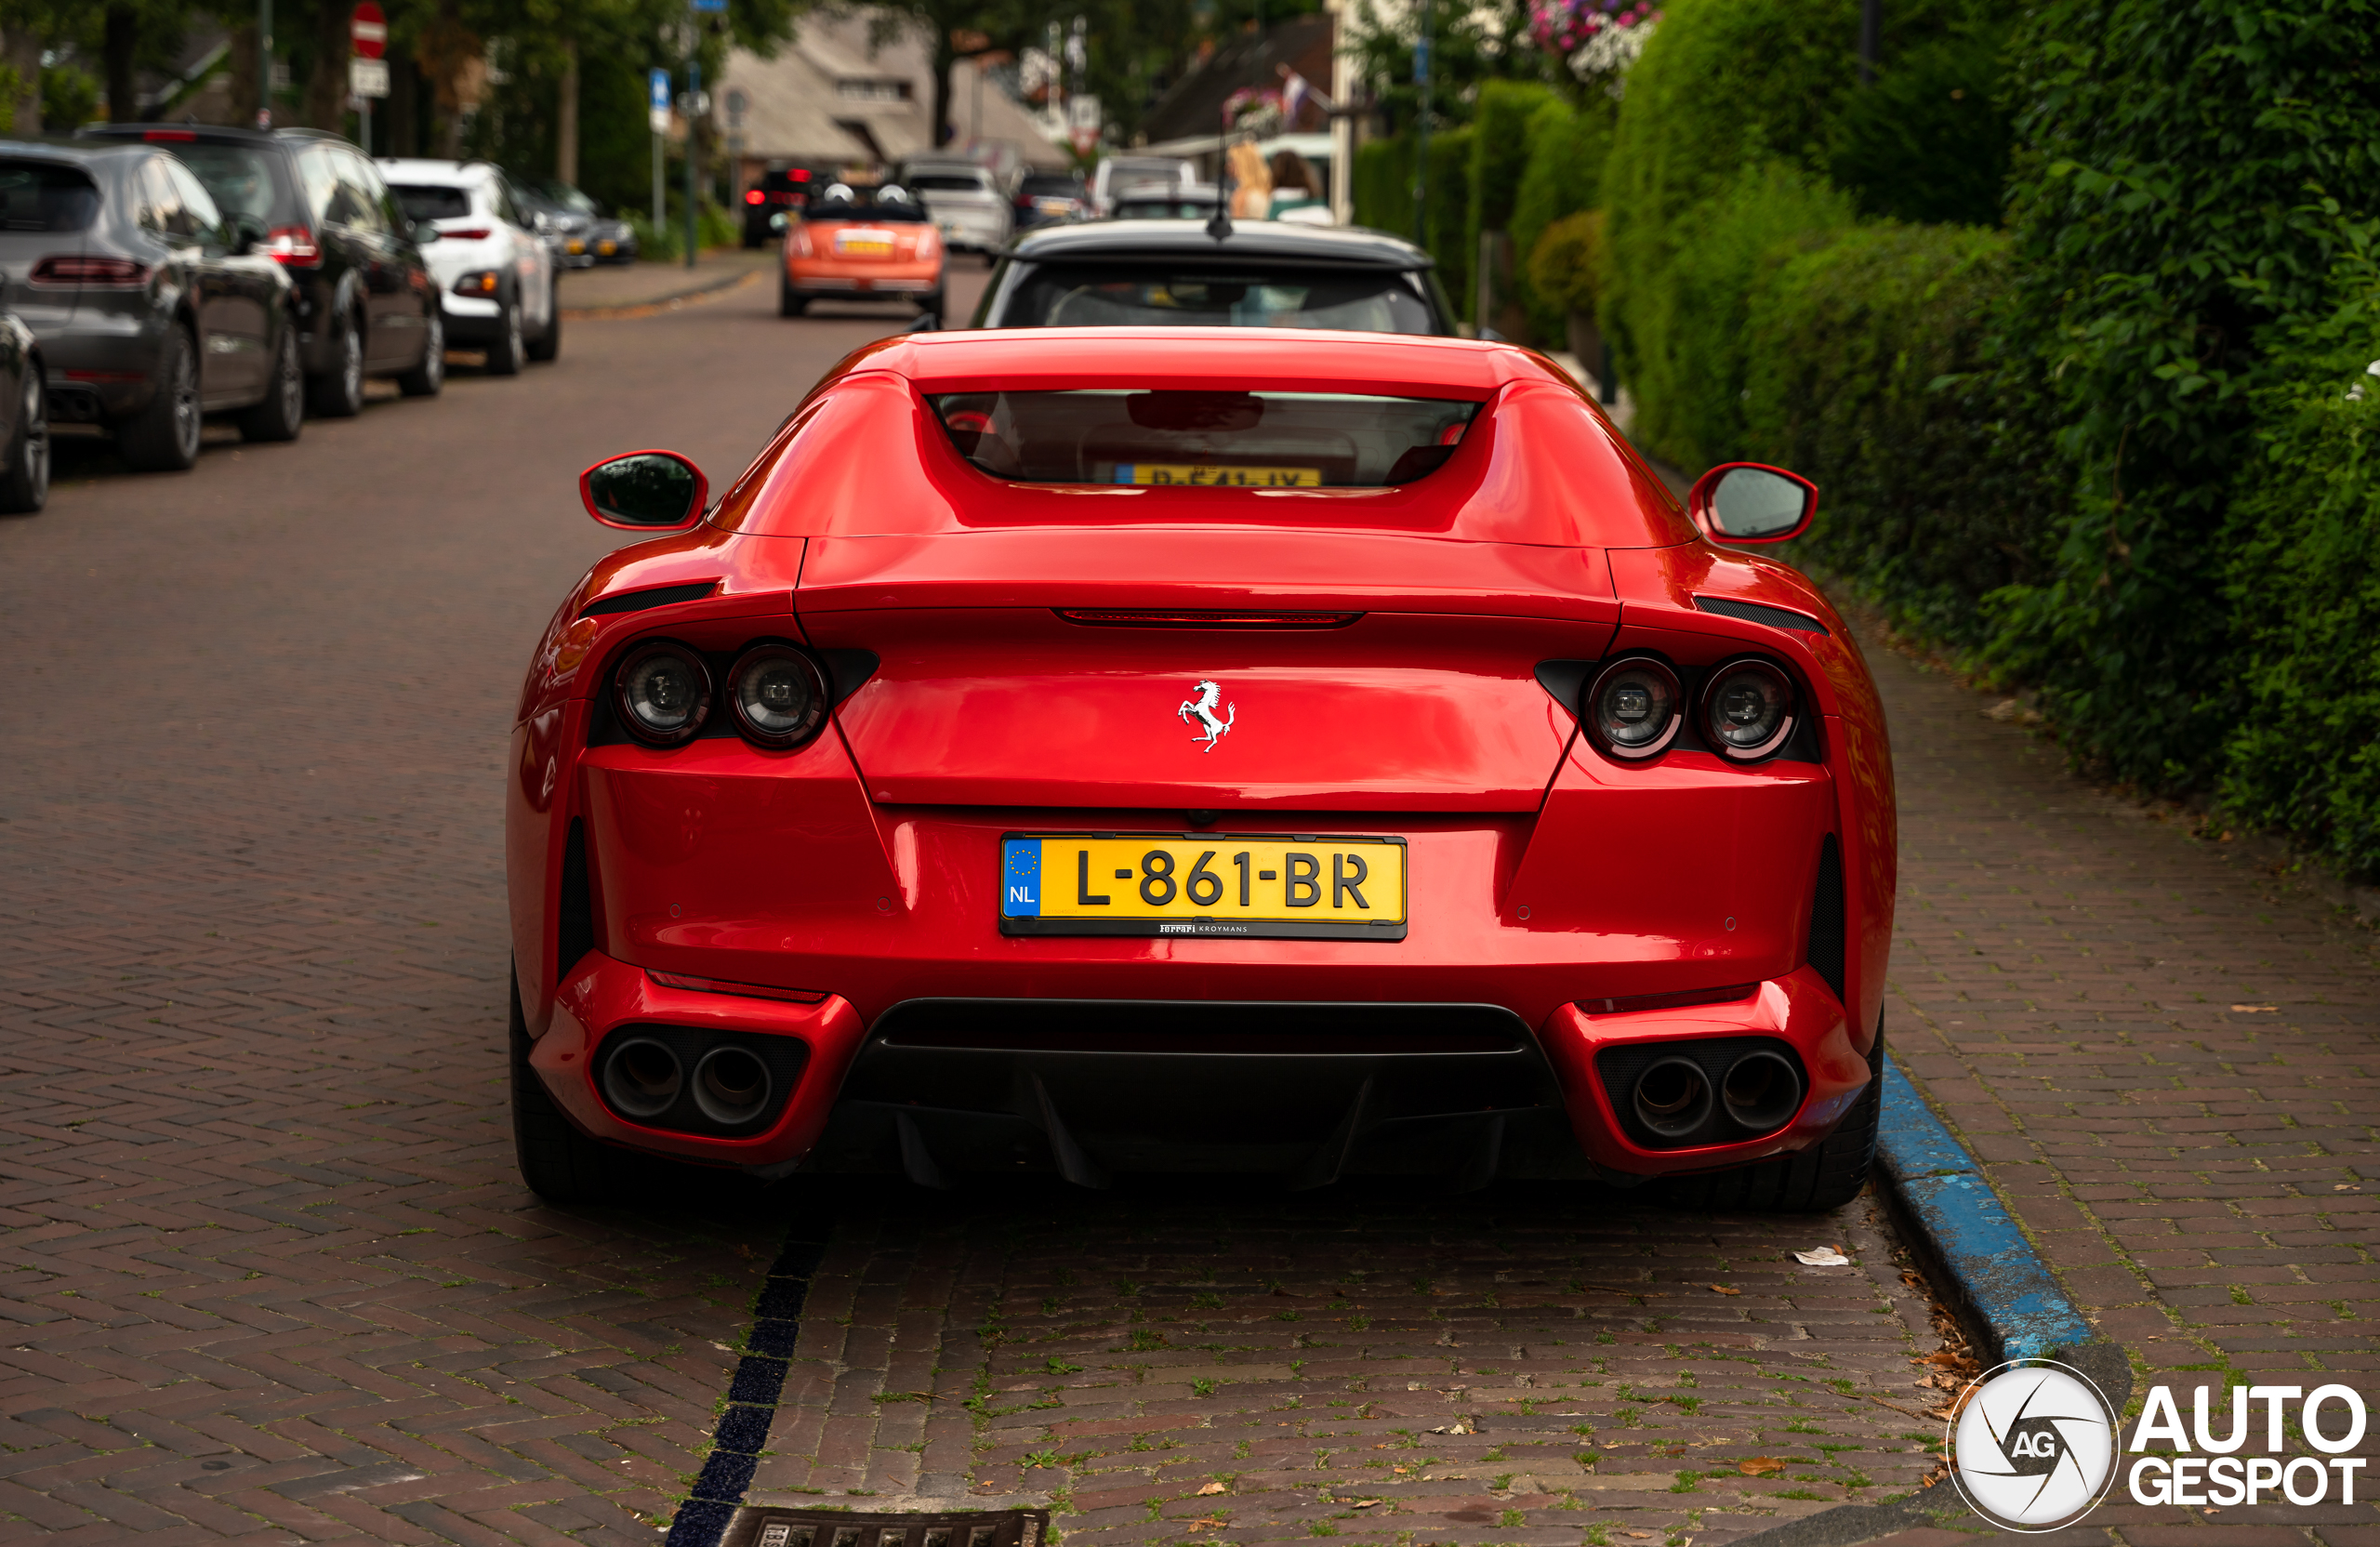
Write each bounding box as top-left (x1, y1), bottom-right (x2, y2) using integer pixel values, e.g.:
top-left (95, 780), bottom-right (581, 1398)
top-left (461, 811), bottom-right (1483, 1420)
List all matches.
top-left (4, 25), bottom-right (41, 135)
top-left (309, 0), bottom-right (350, 130)
top-left (224, 21), bottom-right (260, 127)
top-left (104, 4), bottom-right (139, 123)
top-left (557, 37), bottom-right (578, 184)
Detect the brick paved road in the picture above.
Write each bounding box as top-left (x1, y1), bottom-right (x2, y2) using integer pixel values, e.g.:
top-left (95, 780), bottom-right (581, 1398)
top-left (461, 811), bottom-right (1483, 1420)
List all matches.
top-left (15, 270), bottom-right (2370, 1547)
top-left (0, 281), bottom-right (1958, 1545)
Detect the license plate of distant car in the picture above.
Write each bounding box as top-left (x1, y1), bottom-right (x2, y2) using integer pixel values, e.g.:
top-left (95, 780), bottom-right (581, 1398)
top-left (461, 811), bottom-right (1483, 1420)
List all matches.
top-left (999, 834), bottom-right (1408, 940)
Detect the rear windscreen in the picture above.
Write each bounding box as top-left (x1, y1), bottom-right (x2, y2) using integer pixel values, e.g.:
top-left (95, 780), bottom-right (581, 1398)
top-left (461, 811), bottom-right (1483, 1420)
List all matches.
top-left (906, 174), bottom-right (985, 192)
top-left (391, 183), bottom-right (471, 221)
top-left (806, 201), bottom-right (928, 223)
top-left (995, 263), bottom-right (1441, 335)
top-left (0, 162), bottom-right (99, 231)
top-left (931, 390), bottom-right (1477, 487)
top-left (171, 143), bottom-right (300, 227)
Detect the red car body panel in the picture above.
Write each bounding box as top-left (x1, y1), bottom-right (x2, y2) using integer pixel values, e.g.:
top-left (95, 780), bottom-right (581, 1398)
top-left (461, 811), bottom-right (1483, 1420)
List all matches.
top-left (507, 329), bottom-right (1897, 1184)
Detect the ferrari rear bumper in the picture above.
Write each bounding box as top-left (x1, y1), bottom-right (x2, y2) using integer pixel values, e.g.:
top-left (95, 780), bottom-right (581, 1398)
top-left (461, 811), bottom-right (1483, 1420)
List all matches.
top-left (531, 949), bottom-right (1866, 1183)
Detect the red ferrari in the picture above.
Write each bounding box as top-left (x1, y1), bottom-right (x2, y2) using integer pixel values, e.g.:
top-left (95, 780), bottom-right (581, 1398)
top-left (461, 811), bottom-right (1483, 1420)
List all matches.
top-left (508, 329), bottom-right (1895, 1210)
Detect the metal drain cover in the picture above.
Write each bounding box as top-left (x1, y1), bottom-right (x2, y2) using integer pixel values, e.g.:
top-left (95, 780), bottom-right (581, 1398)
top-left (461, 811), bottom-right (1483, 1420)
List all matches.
top-left (722, 1508), bottom-right (1049, 1547)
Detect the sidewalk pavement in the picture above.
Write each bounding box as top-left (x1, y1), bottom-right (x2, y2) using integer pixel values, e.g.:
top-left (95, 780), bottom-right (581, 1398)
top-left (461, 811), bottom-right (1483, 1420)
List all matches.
top-left (558, 247), bottom-right (776, 316)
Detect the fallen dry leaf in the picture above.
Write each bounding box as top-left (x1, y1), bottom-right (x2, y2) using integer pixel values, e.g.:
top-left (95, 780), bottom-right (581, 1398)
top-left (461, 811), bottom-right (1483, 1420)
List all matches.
top-left (2231, 1004), bottom-right (2278, 1012)
top-left (1709, 1284), bottom-right (1741, 1296)
top-left (1184, 1518), bottom-right (1226, 1531)
top-left (1195, 1481), bottom-right (1227, 1496)
top-left (1737, 1457), bottom-right (1787, 1476)
top-left (1354, 1500), bottom-right (1381, 1509)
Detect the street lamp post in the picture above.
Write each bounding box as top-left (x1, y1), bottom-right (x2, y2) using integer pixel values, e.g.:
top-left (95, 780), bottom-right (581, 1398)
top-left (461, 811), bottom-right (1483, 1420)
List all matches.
top-left (1410, 0), bottom-right (1430, 248)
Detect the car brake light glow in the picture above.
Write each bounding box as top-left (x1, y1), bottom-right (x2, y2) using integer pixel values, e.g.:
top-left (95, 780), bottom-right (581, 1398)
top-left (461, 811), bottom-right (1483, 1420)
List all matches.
top-left (745, 189), bottom-right (765, 205)
top-left (791, 168), bottom-right (812, 181)
top-left (30, 255), bottom-right (147, 285)
top-left (263, 225), bottom-right (321, 266)
top-left (453, 271), bottom-right (501, 296)
top-left (143, 128), bottom-right (197, 140)
top-left (443, 227), bottom-right (493, 241)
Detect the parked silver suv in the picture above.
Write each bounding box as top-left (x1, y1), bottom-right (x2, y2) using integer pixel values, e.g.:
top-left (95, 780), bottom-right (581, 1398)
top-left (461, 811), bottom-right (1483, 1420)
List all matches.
top-left (0, 140), bottom-right (302, 471)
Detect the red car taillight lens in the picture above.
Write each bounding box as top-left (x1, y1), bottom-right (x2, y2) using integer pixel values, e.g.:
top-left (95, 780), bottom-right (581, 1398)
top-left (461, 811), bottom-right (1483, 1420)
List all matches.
top-left (1699, 657), bottom-right (1796, 760)
top-left (727, 643), bottom-right (828, 747)
top-left (1583, 658), bottom-right (1684, 760)
top-left (453, 270), bottom-right (500, 296)
top-left (264, 225), bottom-right (321, 266)
top-left (614, 642), bottom-right (712, 747)
top-left (745, 189), bottom-right (765, 205)
top-left (443, 227), bottom-right (493, 241)
top-left (30, 255), bottom-right (147, 285)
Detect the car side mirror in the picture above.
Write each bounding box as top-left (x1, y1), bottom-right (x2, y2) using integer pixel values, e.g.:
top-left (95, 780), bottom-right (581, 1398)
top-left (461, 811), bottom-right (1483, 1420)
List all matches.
top-left (411, 220), bottom-right (441, 245)
top-left (580, 450), bottom-right (708, 532)
top-left (769, 211), bottom-right (789, 233)
top-left (1687, 462), bottom-right (1818, 544)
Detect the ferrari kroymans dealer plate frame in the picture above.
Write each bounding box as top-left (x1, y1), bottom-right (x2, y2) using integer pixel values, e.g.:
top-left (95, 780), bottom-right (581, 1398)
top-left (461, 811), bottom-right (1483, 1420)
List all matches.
top-left (999, 832), bottom-right (1408, 941)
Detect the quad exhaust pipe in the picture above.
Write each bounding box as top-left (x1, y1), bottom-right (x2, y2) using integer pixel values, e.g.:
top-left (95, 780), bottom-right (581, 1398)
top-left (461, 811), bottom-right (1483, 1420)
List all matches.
top-left (597, 1030), bottom-right (790, 1133)
top-left (1629, 1046), bottom-right (1804, 1144)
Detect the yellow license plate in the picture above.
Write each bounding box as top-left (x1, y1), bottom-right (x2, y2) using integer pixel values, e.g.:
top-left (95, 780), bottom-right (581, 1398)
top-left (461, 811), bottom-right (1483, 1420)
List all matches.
top-left (597, 240), bottom-right (616, 255)
top-left (1115, 463), bottom-right (1322, 487)
top-left (567, 240), bottom-right (585, 254)
top-left (1000, 833), bottom-right (1407, 940)
top-left (836, 236), bottom-right (893, 256)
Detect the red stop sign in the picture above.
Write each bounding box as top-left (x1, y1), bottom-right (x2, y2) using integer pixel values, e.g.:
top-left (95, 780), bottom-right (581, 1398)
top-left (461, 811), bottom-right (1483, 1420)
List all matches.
top-left (350, 2), bottom-right (386, 60)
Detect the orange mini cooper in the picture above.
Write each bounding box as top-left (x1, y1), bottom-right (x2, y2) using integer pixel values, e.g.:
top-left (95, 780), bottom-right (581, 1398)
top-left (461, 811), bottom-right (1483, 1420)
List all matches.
top-left (779, 184), bottom-right (945, 324)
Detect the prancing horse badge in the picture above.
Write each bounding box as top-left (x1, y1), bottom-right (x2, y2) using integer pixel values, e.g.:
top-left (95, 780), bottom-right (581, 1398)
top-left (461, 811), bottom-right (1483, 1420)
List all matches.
top-left (1177, 679), bottom-right (1235, 751)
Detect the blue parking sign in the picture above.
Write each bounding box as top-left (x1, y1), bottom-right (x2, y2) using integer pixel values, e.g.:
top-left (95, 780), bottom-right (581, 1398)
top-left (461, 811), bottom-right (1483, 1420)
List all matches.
top-left (648, 68), bottom-right (670, 109)
top-left (690, 0), bottom-right (727, 11)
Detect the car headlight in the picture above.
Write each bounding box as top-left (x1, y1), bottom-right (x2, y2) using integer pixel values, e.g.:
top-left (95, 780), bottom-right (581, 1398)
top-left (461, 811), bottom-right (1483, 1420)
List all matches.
top-left (614, 641), bottom-right (712, 747)
top-left (1700, 657), bottom-right (1797, 760)
top-left (453, 270), bottom-right (500, 297)
top-left (1584, 658), bottom-right (1683, 760)
top-left (728, 644), bottom-right (828, 747)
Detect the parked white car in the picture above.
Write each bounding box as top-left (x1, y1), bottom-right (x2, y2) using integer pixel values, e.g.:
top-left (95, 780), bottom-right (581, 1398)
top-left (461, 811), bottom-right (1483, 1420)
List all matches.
top-left (897, 160), bottom-right (1013, 260)
top-left (1090, 155), bottom-right (1195, 217)
top-left (377, 157), bottom-right (559, 375)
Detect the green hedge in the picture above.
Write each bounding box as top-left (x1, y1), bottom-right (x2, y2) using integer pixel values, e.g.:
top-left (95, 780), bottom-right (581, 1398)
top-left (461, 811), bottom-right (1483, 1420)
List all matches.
top-left (2216, 241), bottom-right (2380, 875)
top-left (1352, 135), bottom-right (1416, 236)
top-left (1512, 98), bottom-right (1613, 343)
top-left (1739, 221), bottom-right (2021, 645)
top-left (1426, 126), bottom-right (1475, 323)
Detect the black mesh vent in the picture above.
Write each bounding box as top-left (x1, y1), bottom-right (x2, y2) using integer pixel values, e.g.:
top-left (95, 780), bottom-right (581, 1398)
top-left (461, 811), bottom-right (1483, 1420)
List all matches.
top-left (557, 818), bottom-right (596, 983)
top-left (1808, 833), bottom-right (1845, 1005)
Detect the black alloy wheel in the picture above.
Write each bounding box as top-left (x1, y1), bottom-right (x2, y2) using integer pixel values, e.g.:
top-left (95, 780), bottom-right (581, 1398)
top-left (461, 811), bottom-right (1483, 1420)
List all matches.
top-left (485, 298), bottom-right (525, 376)
top-left (238, 324), bottom-right (305, 443)
top-left (310, 309), bottom-right (366, 417)
top-left (398, 306), bottom-right (445, 397)
top-left (118, 326), bottom-right (202, 472)
top-left (0, 369), bottom-right (47, 513)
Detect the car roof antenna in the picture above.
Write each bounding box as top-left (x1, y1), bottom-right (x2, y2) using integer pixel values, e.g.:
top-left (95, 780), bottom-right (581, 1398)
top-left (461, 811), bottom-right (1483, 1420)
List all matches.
top-left (1206, 184), bottom-right (1232, 243)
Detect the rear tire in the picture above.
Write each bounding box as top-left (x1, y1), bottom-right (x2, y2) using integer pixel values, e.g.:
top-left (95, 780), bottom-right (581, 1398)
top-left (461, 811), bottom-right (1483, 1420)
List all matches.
top-left (525, 281), bottom-right (561, 362)
top-left (510, 965), bottom-right (626, 1204)
top-left (779, 273), bottom-right (807, 317)
top-left (1659, 1014), bottom-right (1884, 1213)
top-left (397, 306), bottom-right (445, 397)
top-left (0, 368), bottom-right (47, 513)
top-left (237, 323), bottom-right (304, 443)
top-left (117, 325), bottom-right (202, 472)
top-left (485, 298), bottom-right (524, 376)
top-left (308, 309), bottom-right (365, 417)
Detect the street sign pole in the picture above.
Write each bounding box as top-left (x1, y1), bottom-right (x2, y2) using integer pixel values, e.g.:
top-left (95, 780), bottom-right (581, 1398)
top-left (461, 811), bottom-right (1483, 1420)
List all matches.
top-left (258, 0), bottom-right (272, 126)
top-left (649, 67), bottom-right (670, 234)
top-left (683, 56), bottom-right (699, 269)
top-left (1412, 0), bottom-right (1431, 248)
top-left (349, 6), bottom-right (388, 152)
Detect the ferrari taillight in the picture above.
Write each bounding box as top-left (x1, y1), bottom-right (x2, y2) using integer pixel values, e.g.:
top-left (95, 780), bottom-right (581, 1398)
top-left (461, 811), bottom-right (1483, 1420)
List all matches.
top-left (613, 642), bottom-right (712, 747)
top-left (1699, 658), bottom-right (1796, 760)
top-left (1583, 658), bottom-right (1684, 761)
top-left (727, 643), bottom-right (828, 748)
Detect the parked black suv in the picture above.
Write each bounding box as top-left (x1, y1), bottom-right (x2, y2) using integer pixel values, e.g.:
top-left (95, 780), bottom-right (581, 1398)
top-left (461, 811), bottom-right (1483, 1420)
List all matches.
top-left (82, 124), bottom-right (444, 416)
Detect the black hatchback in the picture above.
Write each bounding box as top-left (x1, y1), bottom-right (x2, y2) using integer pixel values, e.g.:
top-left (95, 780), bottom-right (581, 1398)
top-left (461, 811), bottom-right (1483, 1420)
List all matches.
top-left (81, 124), bottom-right (444, 416)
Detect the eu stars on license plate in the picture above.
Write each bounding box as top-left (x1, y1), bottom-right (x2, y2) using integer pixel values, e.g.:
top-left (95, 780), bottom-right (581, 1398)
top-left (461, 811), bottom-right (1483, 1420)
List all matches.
top-left (999, 834), bottom-right (1407, 940)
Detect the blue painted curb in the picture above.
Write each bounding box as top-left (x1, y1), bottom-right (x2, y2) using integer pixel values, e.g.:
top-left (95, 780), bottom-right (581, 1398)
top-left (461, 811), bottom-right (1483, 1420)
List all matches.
top-left (1874, 1054), bottom-right (2094, 1363)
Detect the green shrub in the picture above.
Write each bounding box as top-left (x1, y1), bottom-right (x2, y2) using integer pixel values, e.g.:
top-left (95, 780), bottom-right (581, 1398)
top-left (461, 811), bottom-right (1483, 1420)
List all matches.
top-left (1826, 21), bottom-right (2014, 227)
top-left (1512, 98), bottom-right (1615, 342)
top-left (1426, 126), bottom-right (1475, 323)
top-left (2217, 239), bottom-right (2380, 876)
top-left (1468, 80), bottom-right (1560, 336)
top-left (1353, 133), bottom-right (1417, 236)
top-left (1617, 162), bottom-right (1857, 469)
top-left (1981, 0), bottom-right (2380, 789)
top-left (1527, 209), bottom-right (1604, 319)
top-left (1737, 220), bottom-right (2020, 644)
